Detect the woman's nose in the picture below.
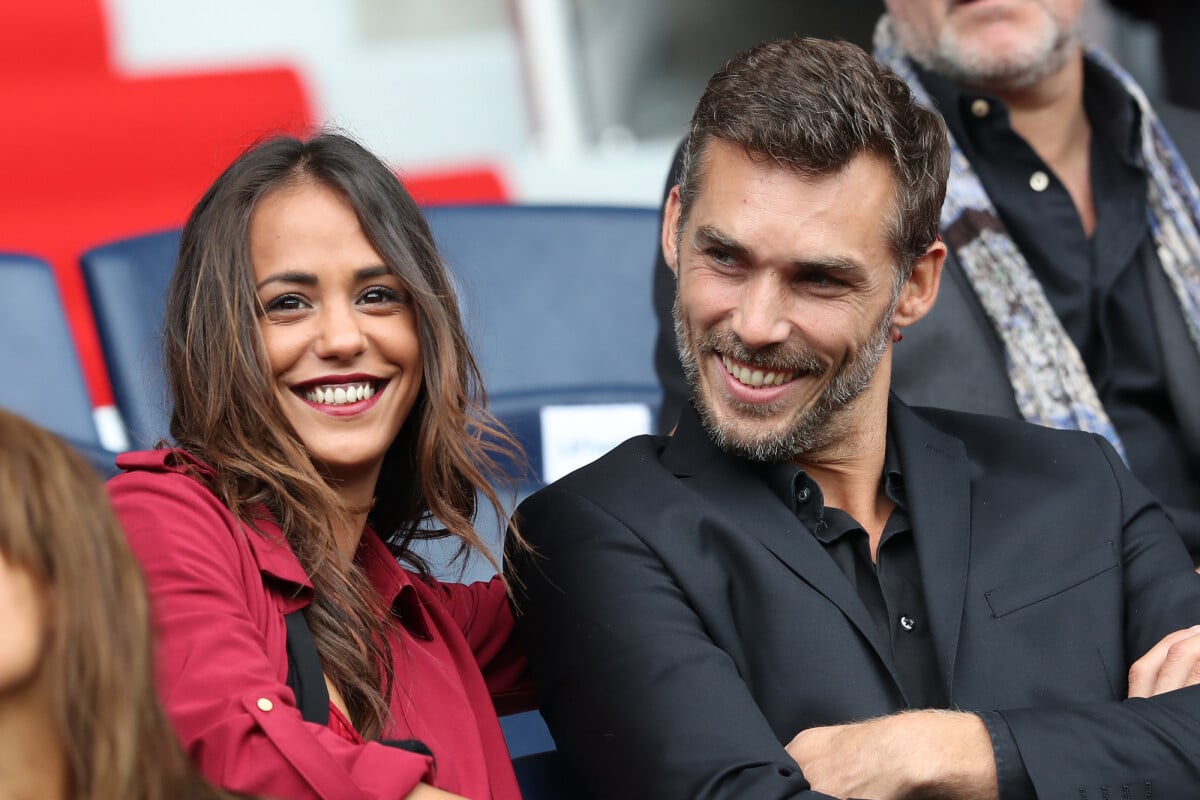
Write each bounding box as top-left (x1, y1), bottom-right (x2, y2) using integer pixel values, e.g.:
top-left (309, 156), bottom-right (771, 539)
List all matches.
top-left (314, 303), bottom-right (368, 360)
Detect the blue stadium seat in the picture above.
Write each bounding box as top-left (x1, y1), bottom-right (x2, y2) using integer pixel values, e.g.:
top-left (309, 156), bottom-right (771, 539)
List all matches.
top-left (511, 750), bottom-right (583, 799)
top-left (424, 205), bottom-right (662, 400)
top-left (80, 230), bottom-right (181, 449)
top-left (425, 205), bottom-right (661, 486)
top-left (0, 253), bottom-right (101, 447)
top-left (501, 711), bottom-right (583, 798)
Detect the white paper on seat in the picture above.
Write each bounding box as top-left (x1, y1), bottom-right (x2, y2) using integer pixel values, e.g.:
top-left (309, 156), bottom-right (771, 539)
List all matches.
top-left (540, 403), bottom-right (652, 482)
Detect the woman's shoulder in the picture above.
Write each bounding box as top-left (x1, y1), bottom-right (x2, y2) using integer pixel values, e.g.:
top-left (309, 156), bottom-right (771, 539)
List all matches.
top-left (107, 449), bottom-right (242, 545)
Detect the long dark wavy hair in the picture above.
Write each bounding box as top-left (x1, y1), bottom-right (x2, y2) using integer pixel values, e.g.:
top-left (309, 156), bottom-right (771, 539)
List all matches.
top-left (0, 410), bottom-right (246, 800)
top-left (163, 132), bottom-right (523, 740)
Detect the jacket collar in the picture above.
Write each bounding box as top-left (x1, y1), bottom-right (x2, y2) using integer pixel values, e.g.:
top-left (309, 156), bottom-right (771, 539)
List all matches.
top-left (660, 397), bottom-right (971, 699)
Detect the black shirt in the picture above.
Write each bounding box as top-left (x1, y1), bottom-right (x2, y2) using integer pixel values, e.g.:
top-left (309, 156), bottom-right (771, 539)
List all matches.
top-left (760, 444), bottom-right (1035, 799)
top-left (920, 62), bottom-right (1200, 527)
top-left (760, 445), bottom-right (947, 710)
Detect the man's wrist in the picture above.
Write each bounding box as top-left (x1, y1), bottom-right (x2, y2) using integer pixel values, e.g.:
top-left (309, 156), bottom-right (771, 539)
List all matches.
top-left (901, 710), bottom-right (1000, 799)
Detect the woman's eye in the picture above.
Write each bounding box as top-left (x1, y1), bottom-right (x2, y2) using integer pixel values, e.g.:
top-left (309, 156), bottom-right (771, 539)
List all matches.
top-left (359, 286), bottom-right (406, 305)
top-left (263, 293), bottom-right (309, 313)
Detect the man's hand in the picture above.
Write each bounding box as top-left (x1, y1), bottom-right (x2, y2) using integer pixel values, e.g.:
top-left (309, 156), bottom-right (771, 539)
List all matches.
top-left (786, 710), bottom-right (997, 800)
top-left (1128, 625), bottom-right (1200, 698)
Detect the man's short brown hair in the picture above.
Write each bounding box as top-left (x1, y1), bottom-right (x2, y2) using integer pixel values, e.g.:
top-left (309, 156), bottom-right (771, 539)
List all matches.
top-left (677, 37), bottom-right (950, 279)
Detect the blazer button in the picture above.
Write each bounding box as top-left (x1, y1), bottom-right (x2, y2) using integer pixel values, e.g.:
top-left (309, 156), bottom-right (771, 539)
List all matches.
top-left (257, 697), bottom-right (274, 712)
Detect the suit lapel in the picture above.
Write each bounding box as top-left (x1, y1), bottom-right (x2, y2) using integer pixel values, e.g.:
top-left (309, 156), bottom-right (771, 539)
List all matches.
top-left (889, 398), bottom-right (971, 700)
top-left (1144, 248), bottom-right (1200, 459)
top-left (663, 407), bottom-right (904, 693)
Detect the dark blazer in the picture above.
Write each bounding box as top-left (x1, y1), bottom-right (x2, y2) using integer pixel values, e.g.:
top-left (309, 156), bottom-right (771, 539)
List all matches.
top-left (510, 398), bottom-right (1200, 799)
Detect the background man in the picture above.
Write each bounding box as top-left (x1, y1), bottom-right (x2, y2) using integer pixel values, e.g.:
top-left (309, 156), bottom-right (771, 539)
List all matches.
top-left (513, 37), bottom-right (1200, 799)
top-left (651, 0), bottom-right (1200, 556)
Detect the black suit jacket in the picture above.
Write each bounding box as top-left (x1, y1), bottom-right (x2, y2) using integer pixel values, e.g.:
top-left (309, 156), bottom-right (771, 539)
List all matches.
top-left (510, 399), bottom-right (1200, 799)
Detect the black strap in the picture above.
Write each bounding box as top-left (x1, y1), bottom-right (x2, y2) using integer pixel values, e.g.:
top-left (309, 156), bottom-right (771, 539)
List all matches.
top-left (284, 608), bottom-right (330, 726)
top-left (283, 608), bottom-right (434, 764)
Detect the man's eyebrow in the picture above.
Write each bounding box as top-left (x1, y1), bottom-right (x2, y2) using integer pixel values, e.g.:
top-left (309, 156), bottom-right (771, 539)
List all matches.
top-left (795, 255), bottom-right (866, 274)
top-left (694, 225), bottom-right (751, 257)
top-left (254, 264), bottom-right (391, 290)
top-left (693, 226), bottom-right (867, 275)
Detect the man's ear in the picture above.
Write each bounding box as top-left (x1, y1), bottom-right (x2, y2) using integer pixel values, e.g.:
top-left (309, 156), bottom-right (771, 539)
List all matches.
top-left (662, 185), bottom-right (683, 275)
top-left (892, 237), bottom-right (946, 328)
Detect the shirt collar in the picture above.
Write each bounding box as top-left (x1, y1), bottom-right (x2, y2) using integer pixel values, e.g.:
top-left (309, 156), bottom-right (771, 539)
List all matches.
top-left (1081, 57), bottom-right (1142, 168)
top-left (356, 529), bottom-right (434, 641)
top-left (914, 58), bottom-right (1142, 170)
top-left (757, 429), bottom-right (906, 534)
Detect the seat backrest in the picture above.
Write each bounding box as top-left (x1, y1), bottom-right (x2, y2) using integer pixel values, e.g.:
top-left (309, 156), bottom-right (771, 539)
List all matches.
top-left (80, 230), bottom-right (182, 449)
top-left (510, 750), bottom-right (585, 799)
top-left (424, 205), bottom-right (663, 398)
top-left (490, 386), bottom-right (660, 489)
top-left (0, 253), bottom-right (100, 446)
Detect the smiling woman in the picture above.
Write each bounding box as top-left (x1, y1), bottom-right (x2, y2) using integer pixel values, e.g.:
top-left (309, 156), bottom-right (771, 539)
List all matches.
top-left (106, 133), bottom-right (532, 800)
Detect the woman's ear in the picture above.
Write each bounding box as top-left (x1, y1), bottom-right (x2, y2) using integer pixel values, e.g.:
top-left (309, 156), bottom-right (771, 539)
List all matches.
top-left (892, 237), bottom-right (946, 329)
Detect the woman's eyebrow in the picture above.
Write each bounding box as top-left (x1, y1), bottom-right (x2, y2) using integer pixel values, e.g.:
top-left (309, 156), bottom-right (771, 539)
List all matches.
top-left (255, 271), bottom-right (316, 290)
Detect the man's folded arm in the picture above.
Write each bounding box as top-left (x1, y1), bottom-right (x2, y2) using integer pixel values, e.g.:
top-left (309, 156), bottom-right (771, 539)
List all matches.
top-left (990, 436), bottom-right (1200, 798)
top-left (508, 485), bottom-right (837, 800)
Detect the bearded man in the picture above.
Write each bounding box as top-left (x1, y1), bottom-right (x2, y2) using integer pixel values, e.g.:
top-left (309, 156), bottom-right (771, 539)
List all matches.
top-left (510, 37), bottom-right (1200, 800)
top-left (650, 0), bottom-right (1200, 560)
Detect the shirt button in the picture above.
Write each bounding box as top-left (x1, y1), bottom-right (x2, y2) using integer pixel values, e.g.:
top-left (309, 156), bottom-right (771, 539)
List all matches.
top-left (256, 697), bottom-right (274, 712)
top-left (796, 486), bottom-right (811, 503)
top-left (970, 98), bottom-right (990, 118)
top-left (1029, 170), bottom-right (1050, 192)
top-left (899, 615), bottom-right (916, 632)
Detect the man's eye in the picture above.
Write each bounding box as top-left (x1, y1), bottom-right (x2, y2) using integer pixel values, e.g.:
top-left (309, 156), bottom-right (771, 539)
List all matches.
top-left (800, 272), bottom-right (844, 288)
top-left (707, 249), bottom-right (737, 267)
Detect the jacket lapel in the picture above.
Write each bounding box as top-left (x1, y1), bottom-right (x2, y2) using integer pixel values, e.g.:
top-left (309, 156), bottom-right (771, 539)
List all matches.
top-left (1144, 248), bottom-right (1200, 459)
top-left (888, 397), bottom-right (971, 700)
top-left (662, 407), bottom-right (904, 693)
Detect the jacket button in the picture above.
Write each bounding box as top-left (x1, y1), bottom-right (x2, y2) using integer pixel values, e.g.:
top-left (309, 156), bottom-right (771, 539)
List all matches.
top-left (257, 697), bottom-right (274, 712)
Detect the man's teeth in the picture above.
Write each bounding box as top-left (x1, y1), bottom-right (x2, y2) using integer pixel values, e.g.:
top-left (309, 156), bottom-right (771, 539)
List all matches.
top-left (721, 355), bottom-right (794, 387)
top-left (304, 383), bottom-right (376, 405)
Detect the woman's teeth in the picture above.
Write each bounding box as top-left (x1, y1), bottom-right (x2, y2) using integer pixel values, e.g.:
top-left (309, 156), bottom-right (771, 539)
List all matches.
top-left (305, 383), bottom-right (376, 405)
top-left (721, 355), bottom-right (794, 388)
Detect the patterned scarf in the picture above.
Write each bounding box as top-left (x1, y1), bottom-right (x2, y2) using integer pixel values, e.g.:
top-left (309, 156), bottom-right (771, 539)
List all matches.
top-left (874, 15), bottom-right (1200, 459)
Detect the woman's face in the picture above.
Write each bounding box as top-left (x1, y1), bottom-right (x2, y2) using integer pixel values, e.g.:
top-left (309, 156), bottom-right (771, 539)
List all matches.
top-left (0, 554), bottom-right (46, 695)
top-left (250, 180), bottom-right (423, 494)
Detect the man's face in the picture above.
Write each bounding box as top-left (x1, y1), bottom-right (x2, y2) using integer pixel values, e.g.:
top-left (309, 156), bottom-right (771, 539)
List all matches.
top-left (885, 0), bottom-right (1085, 90)
top-left (666, 140), bottom-right (902, 463)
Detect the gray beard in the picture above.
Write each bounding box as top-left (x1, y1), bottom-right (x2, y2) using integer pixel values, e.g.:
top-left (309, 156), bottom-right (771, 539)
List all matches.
top-left (673, 294), bottom-right (894, 463)
top-left (898, 9), bottom-right (1080, 91)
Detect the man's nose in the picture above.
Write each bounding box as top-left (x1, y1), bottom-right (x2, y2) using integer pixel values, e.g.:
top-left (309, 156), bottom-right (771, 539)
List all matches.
top-left (730, 275), bottom-right (791, 349)
top-left (314, 303), bottom-right (368, 360)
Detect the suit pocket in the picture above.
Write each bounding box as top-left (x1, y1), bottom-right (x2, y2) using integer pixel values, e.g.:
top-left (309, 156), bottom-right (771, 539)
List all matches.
top-left (984, 541), bottom-right (1118, 619)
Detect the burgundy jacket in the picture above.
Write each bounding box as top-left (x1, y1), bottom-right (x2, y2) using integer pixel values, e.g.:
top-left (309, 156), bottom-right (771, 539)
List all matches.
top-left (109, 449), bottom-right (532, 800)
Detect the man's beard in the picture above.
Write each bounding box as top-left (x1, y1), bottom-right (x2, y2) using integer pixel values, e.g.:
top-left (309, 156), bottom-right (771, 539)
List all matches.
top-left (894, 3), bottom-right (1081, 91)
top-left (674, 295), bottom-right (894, 463)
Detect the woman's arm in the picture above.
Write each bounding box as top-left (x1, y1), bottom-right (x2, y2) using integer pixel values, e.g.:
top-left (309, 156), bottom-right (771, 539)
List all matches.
top-left (433, 575), bottom-right (535, 715)
top-left (109, 468), bottom-right (436, 800)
